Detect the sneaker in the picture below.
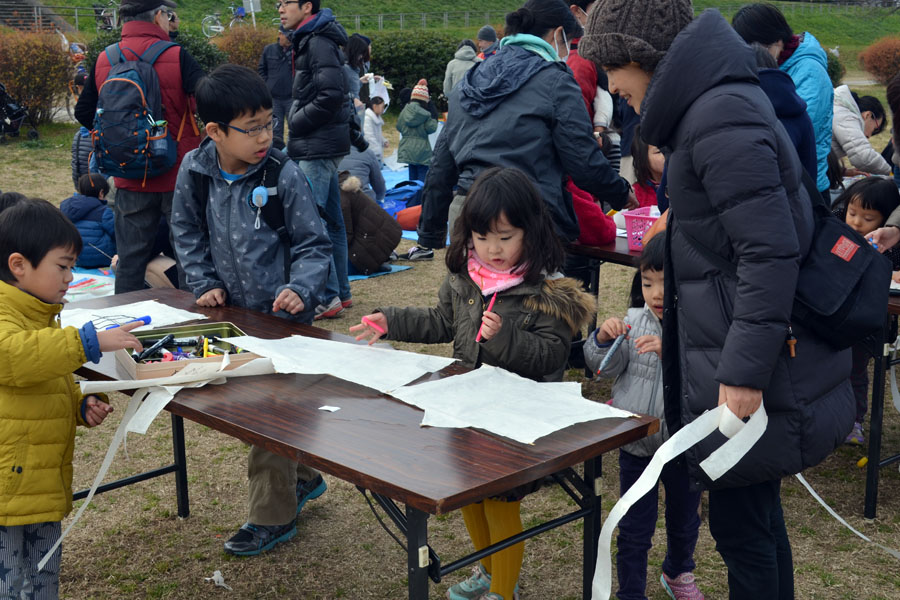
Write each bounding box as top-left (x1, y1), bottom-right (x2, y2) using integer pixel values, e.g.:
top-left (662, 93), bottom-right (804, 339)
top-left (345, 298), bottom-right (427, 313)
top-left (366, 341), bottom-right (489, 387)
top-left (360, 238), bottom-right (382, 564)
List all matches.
top-left (340, 298), bottom-right (353, 309)
top-left (446, 565), bottom-right (519, 600)
top-left (446, 565), bottom-right (489, 600)
top-left (661, 572), bottom-right (704, 600)
top-left (223, 522), bottom-right (296, 556)
top-left (390, 250), bottom-right (400, 261)
top-left (296, 475), bottom-right (327, 516)
top-left (314, 296), bottom-right (344, 320)
top-left (405, 245), bottom-right (434, 261)
top-left (845, 421), bottom-right (865, 445)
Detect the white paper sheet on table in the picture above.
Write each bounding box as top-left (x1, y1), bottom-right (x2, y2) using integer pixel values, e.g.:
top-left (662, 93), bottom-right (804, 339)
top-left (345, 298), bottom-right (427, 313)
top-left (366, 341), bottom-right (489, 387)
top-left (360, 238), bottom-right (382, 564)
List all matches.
top-left (219, 335), bottom-right (455, 393)
top-left (389, 365), bottom-right (634, 444)
top-left (61, 299), bottom-right (207, 332)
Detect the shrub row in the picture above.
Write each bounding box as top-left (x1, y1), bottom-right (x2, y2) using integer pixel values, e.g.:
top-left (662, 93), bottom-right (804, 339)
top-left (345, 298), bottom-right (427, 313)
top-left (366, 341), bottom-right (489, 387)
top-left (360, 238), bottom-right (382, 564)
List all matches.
top-left (0, 31), bottom-right (70, 124)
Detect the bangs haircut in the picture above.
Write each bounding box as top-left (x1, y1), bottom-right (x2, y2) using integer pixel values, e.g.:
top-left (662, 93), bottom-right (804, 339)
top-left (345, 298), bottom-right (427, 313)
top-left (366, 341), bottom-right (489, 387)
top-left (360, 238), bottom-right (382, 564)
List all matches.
top-left (836, 177), bottom-right (900, 223)
top-left (446, 166), bottom-right (565, 283)
top-left (629, 231), bottom-right (666, 307)
top-left (196, 65), bottom-right (273, 129)
top-left (0, 198), bottom-right (82, 283)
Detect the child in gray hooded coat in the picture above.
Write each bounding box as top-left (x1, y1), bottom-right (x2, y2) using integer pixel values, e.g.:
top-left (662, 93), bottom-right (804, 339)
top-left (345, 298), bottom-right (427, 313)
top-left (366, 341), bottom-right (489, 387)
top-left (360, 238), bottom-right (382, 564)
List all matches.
top-left (584, 232), bottom-right (704, 600)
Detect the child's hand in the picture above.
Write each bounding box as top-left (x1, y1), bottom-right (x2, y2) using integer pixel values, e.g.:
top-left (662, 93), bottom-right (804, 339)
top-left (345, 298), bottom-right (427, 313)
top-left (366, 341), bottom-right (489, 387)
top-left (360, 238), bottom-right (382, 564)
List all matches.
top-left (197, 288), bottom-right (227, 307)
top-left (597, 318), bottom-right (628, 343)
top-left (634, 335), bottom-right (661, 357)
top-left (349, 313), bottom-right (388, 345)
top-left (479, 310), bottom-right (502, 341)
top-left (892, 270), bottom-right (900, 284)
top-left (83, 395), bottom-right (113, 427)
top-left (96, 320), bottom-right (144, 353)
top-left (272, 289), bottom-right (305, 314)
top-left (868, 226), bottom-right (900, 253)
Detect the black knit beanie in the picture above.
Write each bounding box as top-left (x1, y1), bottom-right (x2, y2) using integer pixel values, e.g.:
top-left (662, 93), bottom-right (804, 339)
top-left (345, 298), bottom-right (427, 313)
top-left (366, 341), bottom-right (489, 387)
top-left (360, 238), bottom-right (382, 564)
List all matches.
top-left (580, 0), bottom-right (693, 73)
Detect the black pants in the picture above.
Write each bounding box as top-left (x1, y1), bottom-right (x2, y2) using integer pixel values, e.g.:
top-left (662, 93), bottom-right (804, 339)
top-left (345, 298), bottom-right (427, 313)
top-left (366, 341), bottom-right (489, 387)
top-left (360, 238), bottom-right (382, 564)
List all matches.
top-left (708, 479), bottom-right (793, 599)
top-left (616, 451), bottom-right (701, 600)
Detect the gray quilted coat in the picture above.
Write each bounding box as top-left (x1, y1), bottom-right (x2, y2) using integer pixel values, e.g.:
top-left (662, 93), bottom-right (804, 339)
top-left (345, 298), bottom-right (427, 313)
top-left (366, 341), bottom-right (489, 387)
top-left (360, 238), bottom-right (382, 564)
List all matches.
top-left (585, 305), bottom-right (667, 458)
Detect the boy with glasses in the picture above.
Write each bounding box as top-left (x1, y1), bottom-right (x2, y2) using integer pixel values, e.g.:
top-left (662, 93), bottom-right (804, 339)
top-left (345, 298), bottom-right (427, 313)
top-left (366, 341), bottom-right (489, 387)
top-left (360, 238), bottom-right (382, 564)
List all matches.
top-left (170, 65), bottom-right (332, 556)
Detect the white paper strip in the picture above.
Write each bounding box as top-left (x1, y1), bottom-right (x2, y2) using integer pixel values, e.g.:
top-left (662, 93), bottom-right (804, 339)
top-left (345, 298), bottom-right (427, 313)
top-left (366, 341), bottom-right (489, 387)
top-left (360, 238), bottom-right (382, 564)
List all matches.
top-left (61, 300), bottom-right (208, 332)
top-left (795, 473), bottom-right (900, 560)
top-left (390, 365), bottom-right (634, 444)
top-left (591, 404), bottom-right (767, 600)
top-left (219, 335), bottom-right (455, 393)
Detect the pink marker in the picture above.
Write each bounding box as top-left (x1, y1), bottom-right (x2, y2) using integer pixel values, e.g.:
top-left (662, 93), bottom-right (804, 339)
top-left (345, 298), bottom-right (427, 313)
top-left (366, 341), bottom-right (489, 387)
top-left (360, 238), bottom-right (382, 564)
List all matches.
top-left (475, 292), bottom-right (498, 343)
top-left (361, 315), bottom-right (386, 335)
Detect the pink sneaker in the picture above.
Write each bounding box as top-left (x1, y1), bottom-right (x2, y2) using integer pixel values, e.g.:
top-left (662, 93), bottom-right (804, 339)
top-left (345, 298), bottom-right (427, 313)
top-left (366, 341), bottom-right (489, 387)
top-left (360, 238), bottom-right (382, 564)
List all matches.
top-left (661, 572), bottom-right (704, 600)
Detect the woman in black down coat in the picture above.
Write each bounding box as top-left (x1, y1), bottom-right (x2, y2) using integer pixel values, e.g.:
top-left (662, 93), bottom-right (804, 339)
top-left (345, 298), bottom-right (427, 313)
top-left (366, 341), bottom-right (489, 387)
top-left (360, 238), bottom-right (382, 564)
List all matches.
top-left (582, 3), bottom-right (854, 599)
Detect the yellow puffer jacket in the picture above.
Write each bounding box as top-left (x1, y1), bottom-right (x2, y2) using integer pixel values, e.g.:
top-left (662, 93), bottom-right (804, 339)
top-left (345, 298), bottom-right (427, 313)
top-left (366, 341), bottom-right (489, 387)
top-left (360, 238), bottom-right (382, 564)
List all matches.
top-left (0, 281), bottom-right (90, 526)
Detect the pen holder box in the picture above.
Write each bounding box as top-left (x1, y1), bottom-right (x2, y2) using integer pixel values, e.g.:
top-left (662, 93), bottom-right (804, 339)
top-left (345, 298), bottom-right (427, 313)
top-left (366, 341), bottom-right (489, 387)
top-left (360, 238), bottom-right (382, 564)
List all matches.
top-left (622, 206), bottom-right (660, 252)
top-left (113, 322), bottom-right (260, 380)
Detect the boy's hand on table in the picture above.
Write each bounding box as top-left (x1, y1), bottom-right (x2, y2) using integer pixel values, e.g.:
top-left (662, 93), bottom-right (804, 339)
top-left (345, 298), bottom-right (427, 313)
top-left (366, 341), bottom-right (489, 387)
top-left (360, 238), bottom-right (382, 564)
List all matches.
top-left (97, 320), bottom-right (144, 353)
top-left (273, 289), bottom-right (305, 314)
top-left (84, 395), bottom-right (113, 427)
top-left (197, 288), bottom-right (226, 307)
top-left (718, 383), bottom-right (762, 420)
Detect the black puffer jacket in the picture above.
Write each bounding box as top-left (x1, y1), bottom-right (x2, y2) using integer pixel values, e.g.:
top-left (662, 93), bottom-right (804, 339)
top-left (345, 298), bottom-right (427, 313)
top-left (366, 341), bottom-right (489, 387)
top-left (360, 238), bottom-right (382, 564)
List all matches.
top-left (643, 11), bottom-right (853, 489)
top-left (287, 8), bottom-right (350, 160)
top-left (416, 44), bottom-right (629, 248)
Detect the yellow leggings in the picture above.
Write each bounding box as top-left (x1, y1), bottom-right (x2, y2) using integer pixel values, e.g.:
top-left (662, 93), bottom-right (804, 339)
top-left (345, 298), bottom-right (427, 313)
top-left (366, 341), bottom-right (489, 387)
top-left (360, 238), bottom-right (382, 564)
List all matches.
top-left (460, 498), bottom-right (523, 600)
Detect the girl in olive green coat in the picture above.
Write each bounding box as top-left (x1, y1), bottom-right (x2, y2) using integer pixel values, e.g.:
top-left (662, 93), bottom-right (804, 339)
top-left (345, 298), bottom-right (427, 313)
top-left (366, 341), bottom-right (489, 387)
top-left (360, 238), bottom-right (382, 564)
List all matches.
top-left (351, 167), bottom-right (594, 600)
top-left (396, 79), bottom-right (439, 183)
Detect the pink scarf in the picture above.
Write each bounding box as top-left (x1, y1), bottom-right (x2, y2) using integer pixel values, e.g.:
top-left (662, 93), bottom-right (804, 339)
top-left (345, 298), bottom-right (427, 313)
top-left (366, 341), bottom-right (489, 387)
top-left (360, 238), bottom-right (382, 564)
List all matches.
top-left (467, 249), bottom-right (525, 295)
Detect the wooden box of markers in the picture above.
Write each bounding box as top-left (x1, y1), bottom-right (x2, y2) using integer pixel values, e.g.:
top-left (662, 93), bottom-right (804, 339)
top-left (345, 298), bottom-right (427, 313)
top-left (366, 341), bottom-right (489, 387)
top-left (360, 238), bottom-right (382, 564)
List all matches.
top-left (114, 322), bottom-right (261, 380)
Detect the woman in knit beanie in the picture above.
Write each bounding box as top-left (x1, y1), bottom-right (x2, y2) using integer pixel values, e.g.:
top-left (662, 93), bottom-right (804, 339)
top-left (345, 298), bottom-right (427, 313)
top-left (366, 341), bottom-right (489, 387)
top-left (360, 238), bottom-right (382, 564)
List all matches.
top-left (582, 2), bottom-right (854, 600)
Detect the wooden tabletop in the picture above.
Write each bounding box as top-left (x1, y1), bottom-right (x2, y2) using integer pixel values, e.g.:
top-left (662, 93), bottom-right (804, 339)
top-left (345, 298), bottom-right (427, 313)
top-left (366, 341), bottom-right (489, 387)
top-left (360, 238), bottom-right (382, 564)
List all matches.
top-left (567, 237), bottom-right (641, 267)
top-left (69, 289), bottom-right (658, 515)
top-left (889, 295), bottom-right (900, 316)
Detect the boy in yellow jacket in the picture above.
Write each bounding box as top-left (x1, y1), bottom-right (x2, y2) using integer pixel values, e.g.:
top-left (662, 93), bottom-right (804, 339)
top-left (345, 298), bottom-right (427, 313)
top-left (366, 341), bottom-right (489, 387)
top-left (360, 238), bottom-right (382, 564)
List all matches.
top-left (0, 199), bottom-right (143, 598)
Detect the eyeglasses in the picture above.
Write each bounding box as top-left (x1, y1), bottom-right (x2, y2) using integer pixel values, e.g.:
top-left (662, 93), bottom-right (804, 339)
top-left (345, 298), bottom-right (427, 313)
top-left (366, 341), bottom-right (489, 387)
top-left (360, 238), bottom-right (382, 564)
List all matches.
top-left (218, 120), bottom-right (275, 138)
top-left (166, 11), bottom-right (176, 22)
top-left (275, 1), bottom-right (300, 10)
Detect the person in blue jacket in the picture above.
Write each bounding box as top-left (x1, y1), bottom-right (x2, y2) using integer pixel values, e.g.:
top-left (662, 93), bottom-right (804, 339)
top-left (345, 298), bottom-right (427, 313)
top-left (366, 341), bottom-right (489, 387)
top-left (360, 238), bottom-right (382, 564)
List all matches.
top-left (732, 3), bottom-right (833, 200)
top-left (60, 173), bottom-right (116, 268)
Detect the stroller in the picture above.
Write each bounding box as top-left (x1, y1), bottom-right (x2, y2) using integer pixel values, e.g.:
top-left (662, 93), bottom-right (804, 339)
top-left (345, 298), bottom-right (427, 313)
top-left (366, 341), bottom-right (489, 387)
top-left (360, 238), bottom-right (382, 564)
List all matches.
top-left (0, 82), bottom-right (39, 144)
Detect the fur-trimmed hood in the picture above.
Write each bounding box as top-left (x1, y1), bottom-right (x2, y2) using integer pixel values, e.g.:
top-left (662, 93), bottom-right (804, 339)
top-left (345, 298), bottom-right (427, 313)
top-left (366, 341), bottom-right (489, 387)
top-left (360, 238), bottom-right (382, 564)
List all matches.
top-left (340, 174), bottom-right (362, 193)
top-left (524, 276), bottom-right (596, 335)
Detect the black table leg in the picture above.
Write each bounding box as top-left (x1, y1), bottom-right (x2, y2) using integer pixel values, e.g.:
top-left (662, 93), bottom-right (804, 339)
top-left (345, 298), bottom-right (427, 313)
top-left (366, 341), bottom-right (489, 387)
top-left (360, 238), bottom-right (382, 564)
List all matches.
top-left (407, 505), bottom-right (429, 599)
top-left (171, 414), bottom-right (190, 518)
top-left (583, 455), bottom-right (602, 599)
top-left (864, 325), bottom-right (887, 519)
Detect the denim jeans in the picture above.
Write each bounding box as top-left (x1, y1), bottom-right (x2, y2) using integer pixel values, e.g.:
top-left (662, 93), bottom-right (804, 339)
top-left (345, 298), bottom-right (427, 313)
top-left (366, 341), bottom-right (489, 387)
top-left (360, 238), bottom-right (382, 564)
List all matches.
top-left (297, 157), bottom-right (349, 302)
top-left (616, 450), bottom-right (701, 600)
top-left (113, 189), bottom-right (179, 294)
top-left (408, 163), bottom-right (429, 183)
top-left (271, 97), bottom-right (292, 151)
top-left (708, 479), bottom-right (793, 600)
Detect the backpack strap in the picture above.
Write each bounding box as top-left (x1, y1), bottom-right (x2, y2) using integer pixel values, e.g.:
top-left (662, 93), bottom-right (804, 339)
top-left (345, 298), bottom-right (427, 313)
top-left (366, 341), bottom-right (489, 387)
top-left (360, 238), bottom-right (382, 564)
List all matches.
top-left (139, 40), bottom-right (177, 66)
top-left (103, 42), bottom-right (123, 66)
top-left (258, 150), bottom-right (293, 283)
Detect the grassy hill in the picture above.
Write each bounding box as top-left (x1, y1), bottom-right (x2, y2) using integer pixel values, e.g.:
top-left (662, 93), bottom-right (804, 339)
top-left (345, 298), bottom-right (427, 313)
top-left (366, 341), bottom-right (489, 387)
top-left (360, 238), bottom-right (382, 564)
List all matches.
top-left (44, 0), bottom-right (900, 68)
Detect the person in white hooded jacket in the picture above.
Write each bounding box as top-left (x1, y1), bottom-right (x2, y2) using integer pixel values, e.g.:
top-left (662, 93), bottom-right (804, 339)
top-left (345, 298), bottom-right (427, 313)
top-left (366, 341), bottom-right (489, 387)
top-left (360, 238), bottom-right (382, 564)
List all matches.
top-left (363, 96), bottom-right (386, 164)
top-left (832, 84), bottom-right (890, 176)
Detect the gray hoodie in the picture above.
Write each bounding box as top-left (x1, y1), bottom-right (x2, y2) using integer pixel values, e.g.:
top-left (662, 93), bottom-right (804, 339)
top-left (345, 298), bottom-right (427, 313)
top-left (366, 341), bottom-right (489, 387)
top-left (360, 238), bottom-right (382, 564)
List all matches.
top-left (443, 45), bottom-right (480, 93)
top-left (171, 139), bottom-right (331, 323)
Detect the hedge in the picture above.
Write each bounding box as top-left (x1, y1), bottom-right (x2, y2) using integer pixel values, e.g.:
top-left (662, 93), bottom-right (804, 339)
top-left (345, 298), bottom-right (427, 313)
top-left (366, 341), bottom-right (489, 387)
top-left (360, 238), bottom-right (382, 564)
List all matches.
top-left (0, 31), bottom-right (69, 124)
top-left (370, 30), bottom-right (461, 110)
top-left (859, 37), bottom-right (900, 85)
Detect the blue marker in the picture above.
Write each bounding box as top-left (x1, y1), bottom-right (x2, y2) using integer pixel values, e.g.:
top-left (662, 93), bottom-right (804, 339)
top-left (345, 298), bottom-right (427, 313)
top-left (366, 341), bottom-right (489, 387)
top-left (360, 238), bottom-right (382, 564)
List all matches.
top-left (597, 328), bottom-right (629, 374)
top-left (105, 316), bottom-right (151, 330)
